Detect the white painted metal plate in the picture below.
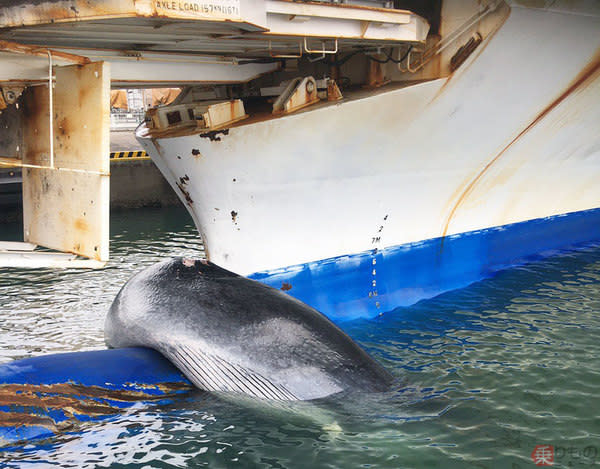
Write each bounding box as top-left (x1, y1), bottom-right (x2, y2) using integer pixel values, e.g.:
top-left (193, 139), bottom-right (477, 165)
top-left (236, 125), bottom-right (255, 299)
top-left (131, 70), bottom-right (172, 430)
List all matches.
top-left (0, 241), bottom-right (37, 252)
top-left (0, 48), bottom-right (280, 86)
top-left (0, 251), bottom-right (105, 269)
top-left (0, 50), bottom-right (80, 83)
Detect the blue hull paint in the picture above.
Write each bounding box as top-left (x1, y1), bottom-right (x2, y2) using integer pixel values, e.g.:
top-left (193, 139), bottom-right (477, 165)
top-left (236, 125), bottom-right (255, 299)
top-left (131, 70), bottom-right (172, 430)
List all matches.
top-left (250, 208), bottom-right (600, 322)
top-left (0, 348), bottom-right (192, 444)
top-left (0, 348), bottom-right (189, 389)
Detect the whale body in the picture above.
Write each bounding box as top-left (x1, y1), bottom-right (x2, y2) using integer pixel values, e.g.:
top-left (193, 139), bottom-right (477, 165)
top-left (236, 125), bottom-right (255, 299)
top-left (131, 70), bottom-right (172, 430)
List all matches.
top-left (105, 258), bottom-right (392, 401)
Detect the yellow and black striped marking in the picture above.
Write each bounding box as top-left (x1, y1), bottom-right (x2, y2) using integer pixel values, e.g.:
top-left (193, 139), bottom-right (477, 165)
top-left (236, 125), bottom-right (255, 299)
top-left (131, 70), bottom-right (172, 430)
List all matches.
top-left (110, 150), bottom-right (149, 160)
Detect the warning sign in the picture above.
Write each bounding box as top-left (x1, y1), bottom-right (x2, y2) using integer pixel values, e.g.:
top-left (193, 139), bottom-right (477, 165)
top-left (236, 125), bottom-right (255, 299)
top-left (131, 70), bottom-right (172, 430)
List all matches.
top-left (153, 0), bottom-right (241, 19)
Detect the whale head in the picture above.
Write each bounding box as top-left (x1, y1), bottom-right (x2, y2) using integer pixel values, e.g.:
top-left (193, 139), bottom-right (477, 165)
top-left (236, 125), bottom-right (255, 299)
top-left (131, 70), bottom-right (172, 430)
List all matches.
top-left (105, 258), bottom-right (393, 401)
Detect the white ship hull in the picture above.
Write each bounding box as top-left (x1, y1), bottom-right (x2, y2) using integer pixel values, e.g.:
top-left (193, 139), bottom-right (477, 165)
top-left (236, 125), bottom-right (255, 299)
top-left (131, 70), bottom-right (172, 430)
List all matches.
top-left (138, 3), bottom-right (600, 321)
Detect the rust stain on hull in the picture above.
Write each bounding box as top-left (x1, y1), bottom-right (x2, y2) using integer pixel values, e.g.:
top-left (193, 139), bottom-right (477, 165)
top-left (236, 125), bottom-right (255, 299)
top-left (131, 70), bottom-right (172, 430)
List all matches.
top-left (176, 173), bottom-right (193, 205)
top-left (430, 4), bottom-right (511, 103)
top-left (441, 49), bottom-right (600, 240)
top-left (0, 411), bottom-right (60, 430)
top-left (199, 129), bottom-right (229, 141)
top-left (176, 182), bottom-right (194, 205)
top-left (74, 217), bottom-right (89, 232)
top-left (0, 381), bottom-right (191, 436)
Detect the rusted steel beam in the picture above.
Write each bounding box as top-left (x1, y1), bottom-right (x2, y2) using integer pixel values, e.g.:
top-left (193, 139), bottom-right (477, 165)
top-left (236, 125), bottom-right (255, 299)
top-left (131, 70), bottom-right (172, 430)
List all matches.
top-left (0, 40), bottom-right (90, 64)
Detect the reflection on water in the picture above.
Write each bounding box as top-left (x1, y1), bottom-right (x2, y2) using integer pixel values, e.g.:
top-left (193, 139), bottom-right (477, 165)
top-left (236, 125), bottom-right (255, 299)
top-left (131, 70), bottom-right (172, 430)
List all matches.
top-left (1, 207), bottom-right (599, 468)
top-left (0, 208), bottom-right (203, 361)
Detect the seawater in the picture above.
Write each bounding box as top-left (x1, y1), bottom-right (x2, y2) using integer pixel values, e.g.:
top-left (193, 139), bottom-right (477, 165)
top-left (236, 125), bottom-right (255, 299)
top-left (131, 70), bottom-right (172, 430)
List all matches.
top-left (1, 207), bottom-right (599, 468)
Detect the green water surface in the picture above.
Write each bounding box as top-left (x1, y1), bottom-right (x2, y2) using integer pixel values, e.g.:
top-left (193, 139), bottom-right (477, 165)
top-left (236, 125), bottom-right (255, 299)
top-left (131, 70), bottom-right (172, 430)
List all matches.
top-left (0, 207), bottom-right (599, 468)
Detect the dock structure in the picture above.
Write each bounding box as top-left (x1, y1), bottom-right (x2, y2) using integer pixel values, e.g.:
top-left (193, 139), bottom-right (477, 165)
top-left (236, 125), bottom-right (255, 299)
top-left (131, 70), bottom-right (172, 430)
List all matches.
top-left (0, 0), bottom-right (431, 267)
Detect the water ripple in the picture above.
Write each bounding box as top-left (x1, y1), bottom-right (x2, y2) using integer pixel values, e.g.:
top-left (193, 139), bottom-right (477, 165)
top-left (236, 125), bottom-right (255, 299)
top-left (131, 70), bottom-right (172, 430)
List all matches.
top-left (1, 208), bottom-right (600, 468)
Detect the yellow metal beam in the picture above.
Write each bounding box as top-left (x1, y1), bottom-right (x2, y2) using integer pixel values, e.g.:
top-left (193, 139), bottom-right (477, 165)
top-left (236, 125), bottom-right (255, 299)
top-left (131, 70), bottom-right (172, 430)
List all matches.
top-left (0, 156), bottom-right (109, 175)
top-left (0, 40), bottom-right (90, 64)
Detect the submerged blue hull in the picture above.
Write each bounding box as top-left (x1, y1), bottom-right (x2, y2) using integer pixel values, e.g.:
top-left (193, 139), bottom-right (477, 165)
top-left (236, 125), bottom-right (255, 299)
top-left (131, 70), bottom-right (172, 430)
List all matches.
top-left (0, 348), bottom-right (191, 444)
top-left (251, 208), bottom-right (600, 321)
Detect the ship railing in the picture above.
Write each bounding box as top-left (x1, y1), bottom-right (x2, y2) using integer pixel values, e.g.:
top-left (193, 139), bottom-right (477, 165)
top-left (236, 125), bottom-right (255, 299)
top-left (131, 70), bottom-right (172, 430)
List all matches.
top-left (268, 38), bottom-right (338, 61)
